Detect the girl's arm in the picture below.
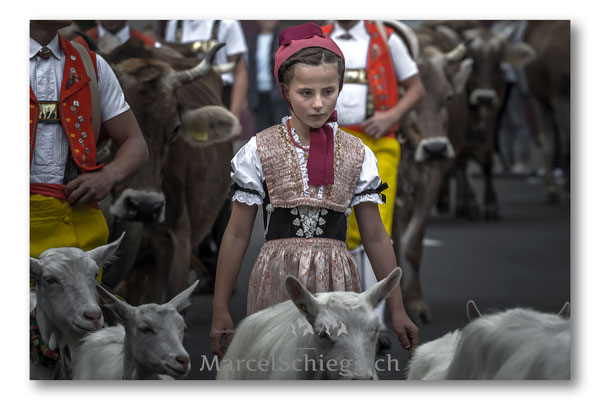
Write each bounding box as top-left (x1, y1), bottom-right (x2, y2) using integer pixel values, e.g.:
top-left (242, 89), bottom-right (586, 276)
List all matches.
top-left (354, 201), bottom-right (419, 349)
top-left (210, 201), bottom-right (258, 358)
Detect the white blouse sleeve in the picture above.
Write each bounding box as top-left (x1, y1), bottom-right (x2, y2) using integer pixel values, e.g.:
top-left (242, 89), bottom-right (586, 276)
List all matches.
top-left (230, 137), bottom-right (265, 206)
top-left (350, 145), bottom-right (385, 207)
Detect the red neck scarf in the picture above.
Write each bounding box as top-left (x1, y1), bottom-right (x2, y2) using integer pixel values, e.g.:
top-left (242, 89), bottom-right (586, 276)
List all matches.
top-left (275, 23), bottom-right (345, 187)
top-left (306, 111), bottom-right (336, 186)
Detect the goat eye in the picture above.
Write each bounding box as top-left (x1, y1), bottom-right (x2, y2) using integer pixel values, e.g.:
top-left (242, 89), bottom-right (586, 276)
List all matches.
top-left (46, 277), bottom-right (58, 284)
top-left (139, 327), bottom-right (154, 334)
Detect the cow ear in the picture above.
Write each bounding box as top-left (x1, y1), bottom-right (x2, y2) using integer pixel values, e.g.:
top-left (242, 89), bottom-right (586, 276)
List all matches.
top-left (168, 280), bottom-right (199, 313)
top-left (362, 267), bottom-right (402, 309)
top-left (97, 284), bottom-right (134, 322)
top-left (452, 58), bottom-right (473, 94)
top-left (504, 42), bottom-right (537, 66)
top-left (557, 301), bottom-right (570, 318)
top-left (180, 105), bottom-right (240, 147)
top-left (87, 232), bottom-right (125, 269)
top-left (181, 106), bottom-right (241, 147)
top-left (30, 258), bottom-right (43, 283)
top-left (466, 299), bottom-right (482, 321)
top-left (285, 276), bottom-right (320, 324)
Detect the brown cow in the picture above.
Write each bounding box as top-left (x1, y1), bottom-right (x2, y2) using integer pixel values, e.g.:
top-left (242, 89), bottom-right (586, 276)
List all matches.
top-left (524, 20), bottom-right (570, 203)
top-left (389, 23), bottom-right (473, 322)
top-left (98, 40), bottom-right (237, 305)
top-left (430, 21), bottom-right (536, 220)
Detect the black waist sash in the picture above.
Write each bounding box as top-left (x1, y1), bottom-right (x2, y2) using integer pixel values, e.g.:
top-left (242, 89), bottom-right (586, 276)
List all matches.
top-left (264, 206), bottom-right (347, 241)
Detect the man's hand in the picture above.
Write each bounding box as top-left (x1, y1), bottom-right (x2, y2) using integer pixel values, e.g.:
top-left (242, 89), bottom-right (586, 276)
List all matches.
top-left (361, 109), bottom-right (400, 139)
top-left (65, 169), bottom-right (116, 204)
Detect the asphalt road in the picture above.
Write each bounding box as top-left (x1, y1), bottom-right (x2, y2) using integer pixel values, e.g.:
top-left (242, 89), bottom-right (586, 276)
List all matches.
top-left (182, 173), bottom-right (570, 380)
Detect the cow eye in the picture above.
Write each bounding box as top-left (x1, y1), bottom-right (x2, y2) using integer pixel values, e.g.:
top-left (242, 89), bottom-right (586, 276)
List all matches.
top-left (167, 124), bottom-right (181, 145)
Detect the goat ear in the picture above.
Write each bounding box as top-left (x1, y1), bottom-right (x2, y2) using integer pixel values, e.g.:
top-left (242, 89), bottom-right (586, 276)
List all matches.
top-left (30, 258), bottom-right (43, 283)
top-left (362, 267), bottom-right (402, 309)
top-left (466, 299), bottom-right (482, 321)
top-left (87, 232), bottom-right (125, 269)
top-left (557, 301), bottom-right (570, 318)
top-left (96, 284), bottom-right (133, 322)
top-left (168, 280), bottom-right (199, 312)
top-left (284, 276), bottom-right (319, 323)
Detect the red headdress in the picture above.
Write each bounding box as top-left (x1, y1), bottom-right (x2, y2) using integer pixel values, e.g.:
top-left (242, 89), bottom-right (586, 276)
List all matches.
top-left (274, 23), bottom-right (345, 187)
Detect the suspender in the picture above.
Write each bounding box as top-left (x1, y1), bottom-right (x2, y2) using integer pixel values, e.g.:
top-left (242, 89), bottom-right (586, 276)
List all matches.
top-left (71, 42), bottom-right (101, 143)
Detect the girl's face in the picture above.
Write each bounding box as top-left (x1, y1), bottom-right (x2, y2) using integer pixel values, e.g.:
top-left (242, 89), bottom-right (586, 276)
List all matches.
top-left (286, 62), bottom-right (340, 130)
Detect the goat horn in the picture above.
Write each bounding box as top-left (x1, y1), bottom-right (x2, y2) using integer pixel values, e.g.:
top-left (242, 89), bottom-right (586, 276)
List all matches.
top-left (176, 42), bottom-right (225, 84)
top-left (445, 41), bottom-right (467, 63)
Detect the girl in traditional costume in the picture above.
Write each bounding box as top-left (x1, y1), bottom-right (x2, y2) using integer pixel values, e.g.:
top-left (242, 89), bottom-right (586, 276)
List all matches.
top-left (210, 23), bottom-right (418, 358)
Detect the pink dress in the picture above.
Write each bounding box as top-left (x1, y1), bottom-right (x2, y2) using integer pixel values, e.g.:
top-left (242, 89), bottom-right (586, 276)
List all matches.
top-left (231, 117), bottom-right (384, 315)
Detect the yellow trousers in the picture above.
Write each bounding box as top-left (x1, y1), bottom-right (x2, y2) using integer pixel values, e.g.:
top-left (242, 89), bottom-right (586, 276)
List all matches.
top-left (30, 194), bottom-right (108, 282)
top-left (345, 130), bottom-right (401, 250)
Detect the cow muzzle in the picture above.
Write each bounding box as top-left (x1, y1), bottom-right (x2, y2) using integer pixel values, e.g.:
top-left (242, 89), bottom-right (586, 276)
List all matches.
top-left (110, 188), bottom-right (166, 223)
top-left (469, 88), bottom-right (499, 106)
top-left (414, 137), bottom-right (456, 162)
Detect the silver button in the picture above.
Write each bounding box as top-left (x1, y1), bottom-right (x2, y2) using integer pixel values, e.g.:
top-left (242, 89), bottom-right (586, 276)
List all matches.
top-left (78, 116), bottom-right (84, 123)
top-left (81, 132), bottom-right (87, 139)
top-left (71, 55), bottom-right (76, 61)
top-left (79, 138), bottom-right (84, 144)
top-left (73, 101), bottom-right (79, 107)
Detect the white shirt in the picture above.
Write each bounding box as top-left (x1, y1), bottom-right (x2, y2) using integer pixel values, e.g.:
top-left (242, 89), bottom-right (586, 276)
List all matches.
top-left (97, 24), bottom-right (161, 48)
top-left (230, 116), bottom-right (383, 208)
top-left (29, 35), bottom-right (130, 184)
top-left (164, 20), bottom-right (247, 85)
top-left (330, 21), bottom-right (419, 126)
top-left (256, 33), bottom-right (274, 92)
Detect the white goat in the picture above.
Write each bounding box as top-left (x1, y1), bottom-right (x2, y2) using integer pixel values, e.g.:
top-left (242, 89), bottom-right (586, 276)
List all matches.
top-left (29, 234), bottom-right (124, 379)
top-left (406, 300), bottom-right (482, 380)
top-left (446, 302), bottom-right (571, 380)
top-left (406, 300), bottom-right (570, 380)
top-left (72, 280), bottom-right (198, 380)
top-left (216, 268), bottom-right (402, 380)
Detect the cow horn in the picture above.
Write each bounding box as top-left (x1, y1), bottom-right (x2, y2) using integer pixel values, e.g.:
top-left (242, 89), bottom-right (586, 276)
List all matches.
top-left (444, 41), bottom-right (467, 63)
top-left (435, 25), bottom-right (461, 46)
top-left (212, 62), bottom-right (236, 75)
top-left (175, 42), bottom-right (225, 84)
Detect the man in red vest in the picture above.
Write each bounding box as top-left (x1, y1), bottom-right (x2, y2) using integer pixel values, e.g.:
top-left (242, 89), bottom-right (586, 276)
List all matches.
top-left (73, 20), bottom-right (160, 53)
top-left (323, 20), bottom-right (424, 351)
top-left (30, 20), bottom-right (148, 261)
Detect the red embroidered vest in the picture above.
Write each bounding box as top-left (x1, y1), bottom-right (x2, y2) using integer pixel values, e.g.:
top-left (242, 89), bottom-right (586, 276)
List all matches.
top-left (322, 21), bottom-right (400, 138)
top-left (29, 35), bottom-right (103, 173)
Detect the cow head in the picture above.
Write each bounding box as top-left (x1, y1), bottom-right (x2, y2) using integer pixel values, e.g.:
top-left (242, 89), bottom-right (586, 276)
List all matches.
top-left (404, 35), bottom-right (473, 163)
top-left (459, 27), bottom-right (536, 134)
top-left (108, 43), bottom-right (238, 223)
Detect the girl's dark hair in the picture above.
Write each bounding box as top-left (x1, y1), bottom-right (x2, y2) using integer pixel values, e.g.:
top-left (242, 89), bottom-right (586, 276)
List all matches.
top-left (277, 47), bottom-right (345, 93)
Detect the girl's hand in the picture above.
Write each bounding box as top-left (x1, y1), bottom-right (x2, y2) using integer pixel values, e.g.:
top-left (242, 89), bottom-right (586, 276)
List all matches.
top-left (391, 310), bottom-right (419, 352)
top-left (210, 309), bottom-right (235, 359)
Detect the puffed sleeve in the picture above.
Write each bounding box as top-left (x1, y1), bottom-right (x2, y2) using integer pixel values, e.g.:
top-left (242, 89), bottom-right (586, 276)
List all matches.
top-left (229, 137), bottom-right (265, 206)
top-left (350, 145), bottom-right (387, 207)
